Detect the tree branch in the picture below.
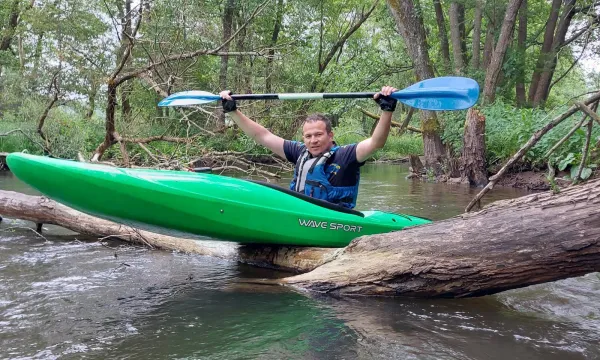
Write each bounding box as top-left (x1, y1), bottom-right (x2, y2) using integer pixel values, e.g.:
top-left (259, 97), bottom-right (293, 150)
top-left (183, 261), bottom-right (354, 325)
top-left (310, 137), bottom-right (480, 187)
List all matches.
top-left (115, 0), bottom-right (269, 86)
top-left (110, 1), bottom-right (144, 81)
top-left (318, 0), bottom-right (378, 73)
top-left (561, 15), bottom-right (600, 49)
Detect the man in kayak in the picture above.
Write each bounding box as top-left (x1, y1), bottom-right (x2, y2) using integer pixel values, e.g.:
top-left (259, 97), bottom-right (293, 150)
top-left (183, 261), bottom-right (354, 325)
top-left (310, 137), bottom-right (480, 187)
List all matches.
top-left (219, 86), bottom-right (397, 209)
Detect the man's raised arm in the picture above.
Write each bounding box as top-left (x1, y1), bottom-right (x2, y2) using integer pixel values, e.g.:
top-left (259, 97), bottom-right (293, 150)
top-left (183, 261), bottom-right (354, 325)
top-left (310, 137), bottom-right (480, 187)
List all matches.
top-left (220, 91), bottom-right (286, 159)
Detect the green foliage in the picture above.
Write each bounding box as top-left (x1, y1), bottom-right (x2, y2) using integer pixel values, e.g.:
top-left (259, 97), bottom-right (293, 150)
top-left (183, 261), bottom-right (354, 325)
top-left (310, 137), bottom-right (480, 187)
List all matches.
top-left (1, 0), bottom-right (598, 172)
top-left (0, 94), bottom-right (105, 158)
top-left (442, 101), bottom-right (600, 172)
top-left (333, 114), bottom-right (424, 159)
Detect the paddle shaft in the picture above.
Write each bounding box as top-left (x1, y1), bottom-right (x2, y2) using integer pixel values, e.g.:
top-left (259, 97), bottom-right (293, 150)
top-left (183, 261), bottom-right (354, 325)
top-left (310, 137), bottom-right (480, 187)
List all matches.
top-left (229, 92), bottom-right (373, 101)
top-left (228, 89), bottom-right (466, 101)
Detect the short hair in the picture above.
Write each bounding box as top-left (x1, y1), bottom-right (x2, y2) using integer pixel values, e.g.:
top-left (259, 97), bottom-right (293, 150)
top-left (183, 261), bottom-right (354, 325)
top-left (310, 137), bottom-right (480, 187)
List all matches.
top-left (303, 113), bottom-right (332, 133)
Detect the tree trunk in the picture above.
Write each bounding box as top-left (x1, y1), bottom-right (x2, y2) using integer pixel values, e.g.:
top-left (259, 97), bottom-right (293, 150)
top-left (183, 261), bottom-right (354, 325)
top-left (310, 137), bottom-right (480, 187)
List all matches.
top-left (37, 91), bottom-right (60, 154)
top-left (32, 32), bottom-right (44, 77)
top-left (449, 1), bottom-right (466, 74)
top-left (471, 0), bottom-right (483, 69)
top-left (483, 0), bottom-right (524, 104)
top-left (532, 0), bottom-right (577, 107)
top-left (408, 154), bottom-right (425, 178)
top-left (481, 19), bottom-right (495, 70)
top-left (118, 0), bottom-right (132, 122)
top-left (386, 0), bottom-right (445, 170)
top-left (515, 0), bottom-right (528, 107)
top-left (0, 0), bottom-right (20, 52)
top-left (433, 0), bottom-right (451, 72)
top-left (234, 6), bottom-right (248, 93)
top-left (458, 3), bottom-right (467, 64)
top-left (92, 84), bottom-right (118, 161)
top-left (218, 0), bottom-right (235, 125)
top-left (528, 0), bottom-right (562, 104)
top-left (284, 178), bottom-right (600, 298)
top-left (460, 108), bottom-right (487, 186)
top-left (86, 80), bottom-right (98, 119)
top-left (265, 0), bottom-right (284, 94)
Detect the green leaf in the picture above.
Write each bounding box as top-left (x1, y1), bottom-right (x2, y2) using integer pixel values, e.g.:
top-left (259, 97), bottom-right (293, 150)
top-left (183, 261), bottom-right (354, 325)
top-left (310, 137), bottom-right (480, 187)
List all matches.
top-left (570, 165), bottom-right (579, 179)
top-left (581, 168), bottom-right (593, 180)
top-left (558, 153), bottom-right (575, 171)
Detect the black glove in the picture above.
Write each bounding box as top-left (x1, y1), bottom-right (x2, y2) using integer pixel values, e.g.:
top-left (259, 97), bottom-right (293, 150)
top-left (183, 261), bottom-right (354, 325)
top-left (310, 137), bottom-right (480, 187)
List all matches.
top-left (374, 94), bottom-right (397, 112)
top-left (222, 91), bottom-right (237, 113)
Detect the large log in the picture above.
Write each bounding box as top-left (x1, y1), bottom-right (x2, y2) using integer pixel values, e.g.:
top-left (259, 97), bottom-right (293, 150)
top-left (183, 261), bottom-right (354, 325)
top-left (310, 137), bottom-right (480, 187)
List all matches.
top-left (3, 179), bottom-right (600, 299)
top-left (282, 178), bottom-right (600, 298)
top-left (0, 190), bottom-right (335, 272)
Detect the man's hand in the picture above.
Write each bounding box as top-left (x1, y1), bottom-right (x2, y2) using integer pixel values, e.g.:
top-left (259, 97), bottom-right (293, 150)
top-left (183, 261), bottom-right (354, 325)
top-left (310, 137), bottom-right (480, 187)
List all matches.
top-left (373, 86), bottom-right (398, 112)
top-left (219, 90), bottom-right (237, 113)
top-left (356, 86), bottom-right (397, 163)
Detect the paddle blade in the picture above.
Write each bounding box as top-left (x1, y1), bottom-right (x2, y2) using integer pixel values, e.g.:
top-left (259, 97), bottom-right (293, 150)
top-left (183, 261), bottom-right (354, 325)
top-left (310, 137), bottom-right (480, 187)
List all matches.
top-left (392, 76), bottom-right (479, 111)
top-left (158, 91), bottom-right (221, 107)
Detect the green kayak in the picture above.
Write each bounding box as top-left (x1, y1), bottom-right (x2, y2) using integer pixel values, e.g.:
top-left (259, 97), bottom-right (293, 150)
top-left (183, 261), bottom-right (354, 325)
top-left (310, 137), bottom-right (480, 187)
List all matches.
top-left (7, 153), bottom-right (431, 247)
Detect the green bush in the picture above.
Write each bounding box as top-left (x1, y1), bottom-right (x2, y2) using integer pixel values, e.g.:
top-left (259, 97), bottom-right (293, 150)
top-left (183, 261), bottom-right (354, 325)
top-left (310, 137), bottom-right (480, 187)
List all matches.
top-left (0, 97), bottom-right (105, 158)
top-left (442, 101), bottom-right (600, 171)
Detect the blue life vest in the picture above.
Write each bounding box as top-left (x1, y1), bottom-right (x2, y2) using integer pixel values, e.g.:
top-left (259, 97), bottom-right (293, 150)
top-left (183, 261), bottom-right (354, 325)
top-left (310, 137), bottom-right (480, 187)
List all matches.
top-left (289, 145), bottom-right (360, 209)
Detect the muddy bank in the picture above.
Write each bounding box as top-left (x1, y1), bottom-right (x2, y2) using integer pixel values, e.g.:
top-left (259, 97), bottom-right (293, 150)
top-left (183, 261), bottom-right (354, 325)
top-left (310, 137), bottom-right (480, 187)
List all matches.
top-left (494, 171), bottom-right (551, 190)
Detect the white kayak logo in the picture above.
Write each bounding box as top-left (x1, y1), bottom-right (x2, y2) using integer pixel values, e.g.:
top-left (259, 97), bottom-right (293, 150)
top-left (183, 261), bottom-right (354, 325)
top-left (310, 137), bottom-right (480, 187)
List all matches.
top-left (298, 219), bottom-right (362, 232)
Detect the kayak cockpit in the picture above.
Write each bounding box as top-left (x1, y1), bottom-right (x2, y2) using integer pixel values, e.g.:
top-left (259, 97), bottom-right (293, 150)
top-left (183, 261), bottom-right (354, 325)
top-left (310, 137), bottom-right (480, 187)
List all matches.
top-left (248, 180), bottom-right (365, 217)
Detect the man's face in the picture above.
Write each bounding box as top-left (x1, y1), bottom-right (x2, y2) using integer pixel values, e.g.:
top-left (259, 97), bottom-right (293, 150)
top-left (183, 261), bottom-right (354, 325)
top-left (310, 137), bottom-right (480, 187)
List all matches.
top-left (302, 120), bottom-right (334, 156)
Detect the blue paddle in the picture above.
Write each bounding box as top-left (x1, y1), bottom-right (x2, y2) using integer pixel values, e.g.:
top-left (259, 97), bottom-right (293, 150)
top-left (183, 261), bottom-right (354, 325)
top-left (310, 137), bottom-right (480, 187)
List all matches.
top-left (158, 76), bottom-right (479, 111)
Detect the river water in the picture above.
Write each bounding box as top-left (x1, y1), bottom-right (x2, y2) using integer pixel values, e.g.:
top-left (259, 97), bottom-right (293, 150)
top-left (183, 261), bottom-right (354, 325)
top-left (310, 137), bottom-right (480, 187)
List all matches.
top-left (1, 165), bottom-right (599, 359)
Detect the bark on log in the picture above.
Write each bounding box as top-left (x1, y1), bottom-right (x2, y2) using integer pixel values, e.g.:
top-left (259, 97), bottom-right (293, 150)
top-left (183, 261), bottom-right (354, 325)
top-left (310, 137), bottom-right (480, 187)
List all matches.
top-left (282, 178), bottom-right (600, 298)
top-left (0, 190), bottom-right (335, 272)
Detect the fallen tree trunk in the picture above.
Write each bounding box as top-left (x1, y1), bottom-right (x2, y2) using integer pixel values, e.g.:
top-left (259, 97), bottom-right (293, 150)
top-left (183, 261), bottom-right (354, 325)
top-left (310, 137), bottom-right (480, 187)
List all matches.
top-left (3, 180), bottom-right (600, 299)
top-left (282, 178), bottom-right (600, 298)
top-left (0, 190), bottom-right (335, 272)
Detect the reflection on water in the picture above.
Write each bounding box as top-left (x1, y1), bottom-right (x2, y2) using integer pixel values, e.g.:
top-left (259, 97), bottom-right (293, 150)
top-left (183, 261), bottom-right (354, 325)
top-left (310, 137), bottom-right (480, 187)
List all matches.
top-left (1, 168), bottom-right (599, 359)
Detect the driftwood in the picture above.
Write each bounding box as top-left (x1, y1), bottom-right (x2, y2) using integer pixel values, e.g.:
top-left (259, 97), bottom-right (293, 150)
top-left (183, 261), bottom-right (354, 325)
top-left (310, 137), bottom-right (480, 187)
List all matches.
top-left (282, 178), bottom-right (600, 297)
top-left (3, 177), bottom-right (600, 298)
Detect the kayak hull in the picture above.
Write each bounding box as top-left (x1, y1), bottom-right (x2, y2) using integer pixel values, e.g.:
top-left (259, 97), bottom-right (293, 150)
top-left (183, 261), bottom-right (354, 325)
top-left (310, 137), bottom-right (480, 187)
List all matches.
top-left (6, 153), bottom-right (431, 247)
